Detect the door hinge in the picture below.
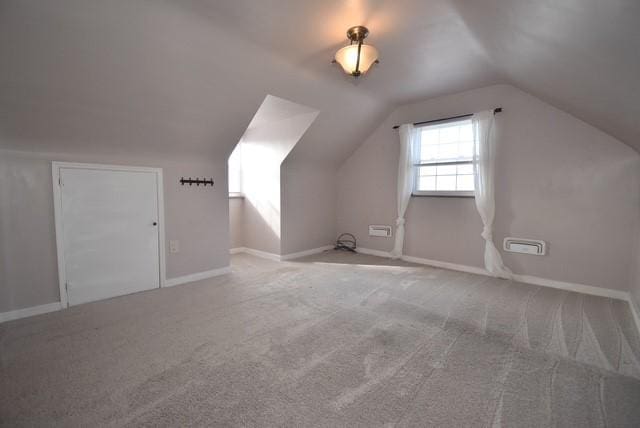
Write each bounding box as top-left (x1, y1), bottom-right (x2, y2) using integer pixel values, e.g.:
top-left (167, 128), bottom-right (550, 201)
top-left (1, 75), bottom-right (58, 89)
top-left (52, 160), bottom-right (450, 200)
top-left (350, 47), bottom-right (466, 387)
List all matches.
top-left (58, 175), bottom-right (62, 186)
top-left (65, 282), bottom-right (68, 291)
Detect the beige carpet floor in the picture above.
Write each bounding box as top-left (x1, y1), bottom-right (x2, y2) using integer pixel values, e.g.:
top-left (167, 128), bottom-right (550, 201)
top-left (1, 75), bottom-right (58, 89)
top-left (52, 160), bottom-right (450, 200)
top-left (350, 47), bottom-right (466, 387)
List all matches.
top-left (2, 251), bottom-right (640, 427)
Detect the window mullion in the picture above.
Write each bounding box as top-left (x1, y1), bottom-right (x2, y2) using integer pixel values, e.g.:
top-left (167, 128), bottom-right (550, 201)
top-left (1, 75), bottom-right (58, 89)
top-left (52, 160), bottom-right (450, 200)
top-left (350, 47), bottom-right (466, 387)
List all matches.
top-left (415, 160), bottom-right (473, 167)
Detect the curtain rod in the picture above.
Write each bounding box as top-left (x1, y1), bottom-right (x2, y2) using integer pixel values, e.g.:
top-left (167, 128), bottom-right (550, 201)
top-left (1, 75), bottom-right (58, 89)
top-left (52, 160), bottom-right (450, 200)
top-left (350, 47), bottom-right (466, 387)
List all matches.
top-left (392, 108), bottom-right (502, 129)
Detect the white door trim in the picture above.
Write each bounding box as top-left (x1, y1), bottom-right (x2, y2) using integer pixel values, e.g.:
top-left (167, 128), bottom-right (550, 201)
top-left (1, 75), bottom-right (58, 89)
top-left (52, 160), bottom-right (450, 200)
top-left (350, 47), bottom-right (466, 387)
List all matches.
top-left (52, 161), bottom-right (166, 308)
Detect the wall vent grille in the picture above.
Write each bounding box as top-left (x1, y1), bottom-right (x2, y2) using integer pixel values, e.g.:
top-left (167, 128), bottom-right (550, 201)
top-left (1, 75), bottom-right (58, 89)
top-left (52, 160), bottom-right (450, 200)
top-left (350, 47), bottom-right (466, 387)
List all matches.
top-left (503, 237), bottom-right (546, 256)
top-left (369, 225), bottom-right (392, 237)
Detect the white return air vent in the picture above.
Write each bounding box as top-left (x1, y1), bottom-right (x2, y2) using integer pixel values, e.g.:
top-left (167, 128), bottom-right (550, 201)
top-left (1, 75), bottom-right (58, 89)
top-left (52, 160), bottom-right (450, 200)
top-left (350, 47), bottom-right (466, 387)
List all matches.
top-left (369, 225), bottom-right (392, 237)
top-left (503, 237), bottom-right (546, 256)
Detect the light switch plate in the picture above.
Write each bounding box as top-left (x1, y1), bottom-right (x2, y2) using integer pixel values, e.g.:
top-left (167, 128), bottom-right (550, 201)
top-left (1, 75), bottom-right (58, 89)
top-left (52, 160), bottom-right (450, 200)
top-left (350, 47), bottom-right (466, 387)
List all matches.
top-left (169, 240), bottom-right (180, 253)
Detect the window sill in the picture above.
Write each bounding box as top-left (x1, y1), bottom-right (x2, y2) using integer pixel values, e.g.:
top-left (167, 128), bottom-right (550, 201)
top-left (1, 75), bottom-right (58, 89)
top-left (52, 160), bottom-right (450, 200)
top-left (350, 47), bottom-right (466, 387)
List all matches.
top-left (229, 193), bottom-right (245, 199)
top-left (412, 192), bottom-right (475, 198)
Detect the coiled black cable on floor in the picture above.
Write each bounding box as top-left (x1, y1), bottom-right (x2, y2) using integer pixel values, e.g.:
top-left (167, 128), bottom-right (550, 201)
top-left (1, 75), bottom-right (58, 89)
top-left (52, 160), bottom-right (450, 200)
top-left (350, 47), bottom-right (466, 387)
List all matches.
top-left (334, 233), bottom-right (357, 252)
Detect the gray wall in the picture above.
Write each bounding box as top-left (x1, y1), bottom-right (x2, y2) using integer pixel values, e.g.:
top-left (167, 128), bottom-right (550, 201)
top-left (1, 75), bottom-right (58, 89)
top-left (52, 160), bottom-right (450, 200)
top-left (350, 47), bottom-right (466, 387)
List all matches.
top-left (337, 84), bottom-right (640, 292)
top-left (281, 160), bottom-right (337, 255)
top-left (229, 198), bottom-right (244, 249)
top-left (0, 149), bottom-right (229, 312)
top-left (632, 231), bottom-right (640, 312)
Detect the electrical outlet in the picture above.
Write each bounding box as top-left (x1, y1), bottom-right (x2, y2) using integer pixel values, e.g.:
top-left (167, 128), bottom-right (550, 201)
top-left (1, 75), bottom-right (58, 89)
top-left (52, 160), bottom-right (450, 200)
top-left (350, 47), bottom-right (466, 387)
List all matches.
top-left (169, 240), bottom-right (180, 253)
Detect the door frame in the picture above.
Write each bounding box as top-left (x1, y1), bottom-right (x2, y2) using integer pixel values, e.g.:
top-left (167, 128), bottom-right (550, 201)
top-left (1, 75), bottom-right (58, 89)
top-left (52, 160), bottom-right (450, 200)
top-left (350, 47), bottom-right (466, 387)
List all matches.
top-left (52, 161), bottom-right (167, 308)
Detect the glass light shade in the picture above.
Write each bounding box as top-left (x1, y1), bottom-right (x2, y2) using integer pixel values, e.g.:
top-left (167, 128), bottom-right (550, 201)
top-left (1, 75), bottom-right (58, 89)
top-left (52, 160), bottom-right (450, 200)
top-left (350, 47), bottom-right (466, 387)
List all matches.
top-left (334, 44), bottom-right (379, 76)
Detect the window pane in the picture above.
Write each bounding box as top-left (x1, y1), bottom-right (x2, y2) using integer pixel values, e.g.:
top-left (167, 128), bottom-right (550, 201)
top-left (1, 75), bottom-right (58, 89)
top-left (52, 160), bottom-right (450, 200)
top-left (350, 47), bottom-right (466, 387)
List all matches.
top-left (420, 142), bottom-right (437, 161)
top-left (422, 129), bottom-right (439, 145)
top-left (419, 165), bottom-right (437, 176)
top-left (437, 143), bottom-right (458, 160)
top-left (457, 174), bottom-right (474, 191)
top-left (457, 163), bottom-right (473, 175)
top-left (436, 164), bottom-right (456, 175)
top-left (440, 126), bottom-right (459, 143)
top-left (418, 176), bottom-right (436, 191)
top-left (436, 175), bottom-right (456, 191)
top-left (459, 141), bottom-right (474, 159)
top-left (460, 123), bottom-right (473, 141)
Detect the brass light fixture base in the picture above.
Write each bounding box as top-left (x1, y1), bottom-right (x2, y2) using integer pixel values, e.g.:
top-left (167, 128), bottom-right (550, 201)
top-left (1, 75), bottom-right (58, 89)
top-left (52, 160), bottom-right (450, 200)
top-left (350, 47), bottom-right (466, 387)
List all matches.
top-left (346, 26), bottom-right (369, 43)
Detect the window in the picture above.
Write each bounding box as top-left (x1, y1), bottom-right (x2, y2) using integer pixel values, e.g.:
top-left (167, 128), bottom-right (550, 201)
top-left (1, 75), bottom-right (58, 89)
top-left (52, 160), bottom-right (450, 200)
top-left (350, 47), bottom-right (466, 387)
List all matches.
top-left (413, 118), bottom-right (475, 197)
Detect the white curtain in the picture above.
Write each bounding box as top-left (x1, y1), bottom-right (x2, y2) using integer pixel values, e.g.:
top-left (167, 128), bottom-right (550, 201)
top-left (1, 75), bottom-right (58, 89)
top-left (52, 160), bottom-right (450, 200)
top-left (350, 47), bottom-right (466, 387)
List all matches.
top-left (472, 111), bottom-right (512, 279)
top-left (391, 124), bottom-right (417, 259)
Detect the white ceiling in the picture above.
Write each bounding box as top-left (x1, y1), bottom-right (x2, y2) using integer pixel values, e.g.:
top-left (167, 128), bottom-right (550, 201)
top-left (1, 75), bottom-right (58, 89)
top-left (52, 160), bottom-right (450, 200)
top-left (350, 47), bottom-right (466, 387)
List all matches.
top-left (1, 0), bottom-right (639, 160)
top-left (177, 0), bottom-right (502, 104)
top-left (452, 0), bottom-right (640, 152)
top-left (177, 0), bottom-right (640, 150)
top-left (0, 0), bottom-right (388, 164)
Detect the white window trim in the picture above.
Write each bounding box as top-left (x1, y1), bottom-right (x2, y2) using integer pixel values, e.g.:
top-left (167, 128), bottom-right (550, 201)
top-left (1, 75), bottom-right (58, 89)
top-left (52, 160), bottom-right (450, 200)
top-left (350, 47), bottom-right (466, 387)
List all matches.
top-left (413, 190), bottom-right (475, 198)
top-left (412, 119), bottom-right (475, 198)
top-left (229, 192), bottom-right (245, 199)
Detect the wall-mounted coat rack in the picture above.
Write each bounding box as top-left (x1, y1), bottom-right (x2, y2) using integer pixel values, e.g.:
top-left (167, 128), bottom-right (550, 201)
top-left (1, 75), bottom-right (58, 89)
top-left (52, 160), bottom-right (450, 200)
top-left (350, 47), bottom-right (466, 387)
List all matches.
top-left (179, 177), bottom-right (214, 187)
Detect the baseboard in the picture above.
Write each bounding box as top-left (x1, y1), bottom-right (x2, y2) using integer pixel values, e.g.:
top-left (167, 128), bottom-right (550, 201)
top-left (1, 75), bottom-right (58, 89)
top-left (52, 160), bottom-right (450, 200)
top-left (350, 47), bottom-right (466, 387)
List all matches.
top-left (280, 245), bottom-right (334, 261)
top-left (0, 302), bottom-right (63, 324)
top-left (510, 273), bottom-right (628, 300)
top-left (239, 247), bottom-right (281, 261)
top-left (229, 247), bottom-right (281, 261)
top-left (356, 247), bottom-right (394, 258)
top-left (402, 254), bottom-right (489, 276)
top-left (357, 247), bottom-right (630, 302)
top-left (164, 266), bottom-right (231, 287)
top-left (1, 268), bottom-right (232, 323)
top-left (230, 246), bottom-right (333, 262)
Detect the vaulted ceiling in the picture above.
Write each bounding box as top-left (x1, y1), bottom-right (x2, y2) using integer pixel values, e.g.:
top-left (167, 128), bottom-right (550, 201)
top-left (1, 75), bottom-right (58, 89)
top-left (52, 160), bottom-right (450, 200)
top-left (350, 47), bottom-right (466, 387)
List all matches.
top-left (0, 0), bottom-right (387, 164)
top-left (178, 0), bottom-right (640, 150)
top-left (453, 0), bottom-right (640, 152)
top-left (175, 0), bottom-right (500, 104)
top-left (1, 0), bottom-right (639, 161)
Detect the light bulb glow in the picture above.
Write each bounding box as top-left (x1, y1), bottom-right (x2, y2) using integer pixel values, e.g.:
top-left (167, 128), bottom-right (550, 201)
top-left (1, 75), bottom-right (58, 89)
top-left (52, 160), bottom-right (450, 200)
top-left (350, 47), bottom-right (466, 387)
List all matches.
top-left (334, 44), bottom-right (379, 76)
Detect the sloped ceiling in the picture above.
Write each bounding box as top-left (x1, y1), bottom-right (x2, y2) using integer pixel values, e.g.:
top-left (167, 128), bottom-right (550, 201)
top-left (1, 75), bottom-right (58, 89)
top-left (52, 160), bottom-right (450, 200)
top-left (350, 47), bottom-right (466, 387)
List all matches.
top-left (1, 0), bottom-right (639, 161)
top-left (177, 0), bottom-right (501, 105)
top-left (0, 0), bottom-right (388, 164)
top-left (178, 0), bottom-right (640, 151)
top-left (451, 0), bottom-right (640, 152)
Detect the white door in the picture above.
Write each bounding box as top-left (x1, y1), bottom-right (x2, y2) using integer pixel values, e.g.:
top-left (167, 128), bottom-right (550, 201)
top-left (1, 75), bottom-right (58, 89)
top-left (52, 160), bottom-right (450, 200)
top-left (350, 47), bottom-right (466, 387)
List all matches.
top-left (59, 167), bottom-right (161, 306)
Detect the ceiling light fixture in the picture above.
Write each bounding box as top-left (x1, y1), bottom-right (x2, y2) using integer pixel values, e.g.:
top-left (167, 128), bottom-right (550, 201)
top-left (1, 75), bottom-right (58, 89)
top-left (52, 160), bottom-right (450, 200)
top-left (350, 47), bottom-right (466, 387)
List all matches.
top-left (333, 26), bottom-right (379, 78)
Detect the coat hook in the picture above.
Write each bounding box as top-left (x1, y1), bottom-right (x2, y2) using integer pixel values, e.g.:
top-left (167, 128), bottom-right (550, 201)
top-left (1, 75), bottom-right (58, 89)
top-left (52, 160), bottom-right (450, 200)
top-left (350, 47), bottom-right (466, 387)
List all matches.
top-left (179, 177), bottom-right (214, 187)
